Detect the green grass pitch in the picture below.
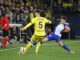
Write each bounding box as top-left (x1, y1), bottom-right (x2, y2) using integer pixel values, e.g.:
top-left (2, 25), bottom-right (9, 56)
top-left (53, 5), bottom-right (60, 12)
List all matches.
top-left (0, 40), bottom-right (80, 60)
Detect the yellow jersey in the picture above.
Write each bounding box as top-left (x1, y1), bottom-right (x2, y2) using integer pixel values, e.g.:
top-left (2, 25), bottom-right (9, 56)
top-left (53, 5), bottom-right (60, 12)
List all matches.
top-left (24, 17), bottom-right (52, 36)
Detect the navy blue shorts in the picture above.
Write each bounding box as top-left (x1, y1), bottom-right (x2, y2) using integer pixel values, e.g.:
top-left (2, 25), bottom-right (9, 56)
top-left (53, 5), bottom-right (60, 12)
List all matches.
top-left (2, 29), bottom-right (9, 37)
top-left (47, 33), bottom-right (61, 42)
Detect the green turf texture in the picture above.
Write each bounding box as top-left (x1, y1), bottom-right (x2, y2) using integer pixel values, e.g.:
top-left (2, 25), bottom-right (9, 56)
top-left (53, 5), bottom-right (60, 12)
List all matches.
top-left (0, 40), bottom-right (80, 60)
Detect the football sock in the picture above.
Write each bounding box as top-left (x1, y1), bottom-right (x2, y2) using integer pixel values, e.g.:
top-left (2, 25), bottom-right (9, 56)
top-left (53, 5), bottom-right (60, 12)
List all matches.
top-left (2, 38), bottom-right (8, 47)
top-left (35, 41), bottom-right (40, 53)
top-left (63, 45), bottom-right (71, 52)
top-left (4, 38), bottom-right (8, 47)
top-left (24, 42), bottom-right (32, 53)
top-left (2, 38), bottom-right (5, 46)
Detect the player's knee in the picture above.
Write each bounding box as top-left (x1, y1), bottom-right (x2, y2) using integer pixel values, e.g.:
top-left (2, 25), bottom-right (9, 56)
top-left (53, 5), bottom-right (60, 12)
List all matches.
top-left (42, 38), bottom-right (48, 42)
top-left (42, 39), bottom-right (44, 42)
top-left (57, 41), bottom-right (63, 47)
top-left (58, 43), bottom-right (63, 47)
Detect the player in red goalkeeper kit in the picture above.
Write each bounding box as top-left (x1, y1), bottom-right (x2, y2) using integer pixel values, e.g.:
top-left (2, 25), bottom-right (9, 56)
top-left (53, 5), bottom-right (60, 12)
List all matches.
top-left (0, 12), bottom-right (10, 48)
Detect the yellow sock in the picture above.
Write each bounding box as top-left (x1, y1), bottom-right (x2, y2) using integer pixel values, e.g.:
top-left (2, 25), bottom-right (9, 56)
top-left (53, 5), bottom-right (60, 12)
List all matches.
top-left (35, 41), bottom-right (40, 53)
top-left (24, 42), bottom-right (32, 53)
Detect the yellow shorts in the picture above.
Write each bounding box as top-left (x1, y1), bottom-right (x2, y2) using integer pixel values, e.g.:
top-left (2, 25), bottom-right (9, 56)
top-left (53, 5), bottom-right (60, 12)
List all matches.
top-left (31, 35), bottom-right (44, 42)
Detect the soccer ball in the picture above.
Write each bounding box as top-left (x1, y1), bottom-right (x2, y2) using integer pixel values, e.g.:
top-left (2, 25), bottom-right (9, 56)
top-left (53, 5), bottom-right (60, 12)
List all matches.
top-left (20, 47), bottom-right (25, 52)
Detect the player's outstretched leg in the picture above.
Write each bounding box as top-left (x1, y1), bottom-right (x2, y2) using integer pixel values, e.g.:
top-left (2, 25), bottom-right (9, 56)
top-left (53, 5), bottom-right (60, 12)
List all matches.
top-left (31, 42), bottom-right (37, 47)
top-left (57, 41), bottom-right (74, 54)
top-left (32, 41), bottom-right (43, 47)
top-left (42, 37), bottom-right (74, 54)
top-left (35, 41), bottom-right (41, 55)
top-left (21, 42), bottom-right (32, 55)
top-left (42, 37), bottom-right (48, 42)
top-left (33, 41), bottom-right (37, 45)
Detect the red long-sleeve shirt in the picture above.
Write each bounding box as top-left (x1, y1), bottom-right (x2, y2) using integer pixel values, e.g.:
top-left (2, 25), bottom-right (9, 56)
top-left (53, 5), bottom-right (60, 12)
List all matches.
top-left (0, 16), bottom-right (10, 31)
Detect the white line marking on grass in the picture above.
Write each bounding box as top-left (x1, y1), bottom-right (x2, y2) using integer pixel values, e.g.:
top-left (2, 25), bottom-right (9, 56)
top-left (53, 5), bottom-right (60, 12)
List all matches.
top-left (0, 41), bottom-right (80, 52)
top-left (0, 47), bottom-right (20, 52)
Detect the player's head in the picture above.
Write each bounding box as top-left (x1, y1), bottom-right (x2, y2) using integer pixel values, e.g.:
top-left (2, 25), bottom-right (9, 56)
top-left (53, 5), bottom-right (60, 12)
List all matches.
top-left (60, 16), bottom-right (67, 24)
top-left (34, 10), bottom-right (40, 17)
top-left (5, 12), bottom-right (10, 17)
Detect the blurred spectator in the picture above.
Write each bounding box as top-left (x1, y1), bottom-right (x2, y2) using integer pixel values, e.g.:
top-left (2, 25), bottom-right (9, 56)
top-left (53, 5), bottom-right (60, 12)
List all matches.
top-left (0, 0), bottom-right (79, 24)
top-left (10, 25), bottom-right (17, 41)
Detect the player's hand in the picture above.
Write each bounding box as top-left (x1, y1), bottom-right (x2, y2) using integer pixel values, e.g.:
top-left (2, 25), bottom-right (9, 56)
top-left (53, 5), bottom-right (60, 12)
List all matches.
top-left (20, 27), bottom-right (24, 31)
top-left (66, 23), bottom-right (70, 27)
top-left (65, 23), bottom-right (69, 25)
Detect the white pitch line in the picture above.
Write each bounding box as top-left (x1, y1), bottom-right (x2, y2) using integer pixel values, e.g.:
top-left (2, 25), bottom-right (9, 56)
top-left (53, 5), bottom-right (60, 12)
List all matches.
top-left (0, 47), bottom-right (20, 52)
top-left (0, 41), bottom-right (80, 52)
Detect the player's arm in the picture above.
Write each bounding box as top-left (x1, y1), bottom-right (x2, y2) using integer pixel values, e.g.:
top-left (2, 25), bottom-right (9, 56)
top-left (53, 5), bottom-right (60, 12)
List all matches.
top-left (48, 20), bottom-right (52, 24)
top-left (2, 24), bottom-right (7, 29)
top-left (45, 19), bottom-right (52, 24)
top-left (20, 22), bottom-right (33, 31)
top-left (65, 23), bottom-right (70, 26)
top-left (65, 26), bottom-right (70, 31)
top-left (45, 18), bottom-right (55, 25)
top-left (0, 20), bottom-right (1, 24)
top-left (20, 19), bottom-right (35, 31)
top-left (2, 18), bottom-right (8, 29)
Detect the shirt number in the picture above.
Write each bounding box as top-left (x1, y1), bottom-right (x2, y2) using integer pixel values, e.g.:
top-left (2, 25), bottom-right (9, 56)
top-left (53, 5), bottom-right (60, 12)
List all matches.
top-left (39, 21), bottom-right (43, 28)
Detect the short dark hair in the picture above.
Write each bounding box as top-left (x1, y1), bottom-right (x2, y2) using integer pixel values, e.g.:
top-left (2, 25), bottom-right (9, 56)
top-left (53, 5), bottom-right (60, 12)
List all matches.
top-left (61, 16), bottom-right (67, 21)
top-left (35, 9), bottom-right (40, 13)
top-left (6, 11), bottom-right (10, 14)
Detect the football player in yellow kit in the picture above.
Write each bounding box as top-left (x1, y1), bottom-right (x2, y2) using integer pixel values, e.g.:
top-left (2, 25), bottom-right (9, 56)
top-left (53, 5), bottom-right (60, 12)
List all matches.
top-left (20, 10), bottom-right (52, 55)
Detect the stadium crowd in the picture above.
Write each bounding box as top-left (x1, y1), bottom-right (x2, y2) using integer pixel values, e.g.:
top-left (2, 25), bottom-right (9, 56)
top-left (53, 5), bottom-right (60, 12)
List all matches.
top-left (0, 0), bottom-right (51, 24)
top-left (0, 0), bottom-right (80, 23)
top-left (53, 0), bottom-right (80, 14)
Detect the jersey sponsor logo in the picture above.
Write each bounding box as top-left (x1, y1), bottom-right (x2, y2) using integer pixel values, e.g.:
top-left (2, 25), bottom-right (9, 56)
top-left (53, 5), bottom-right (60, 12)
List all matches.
top-left (36, 30), bottom-right (44, 32)
top-left (37, 19), bottom-right (44, 20)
